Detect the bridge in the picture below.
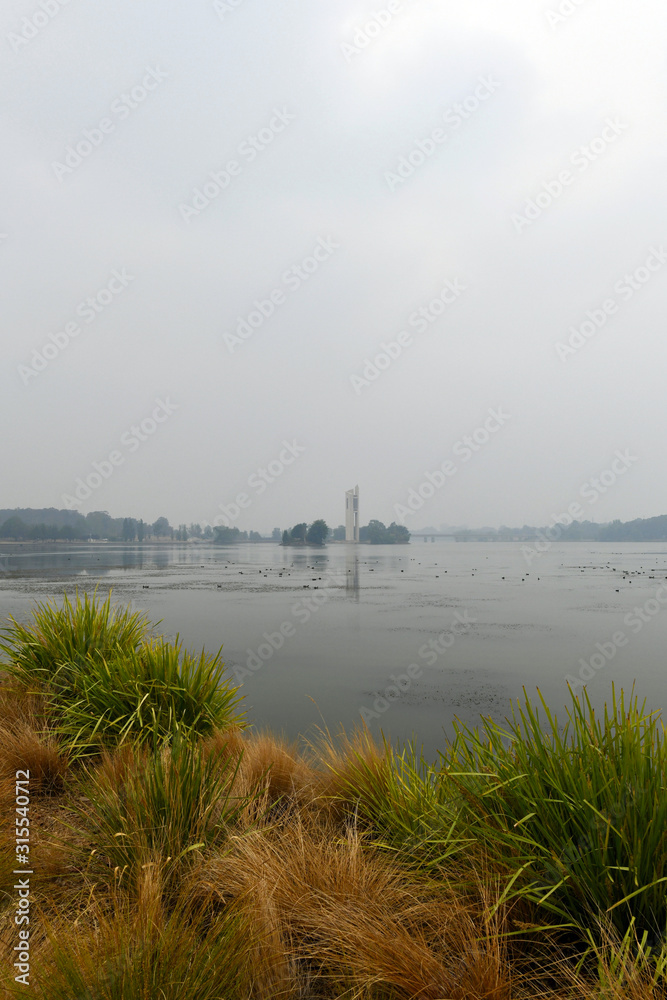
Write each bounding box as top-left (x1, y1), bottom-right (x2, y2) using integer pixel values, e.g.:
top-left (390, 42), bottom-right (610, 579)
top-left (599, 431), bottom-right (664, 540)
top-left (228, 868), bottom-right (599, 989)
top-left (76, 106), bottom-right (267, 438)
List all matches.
top-left (410, 532), bottom-right (457, 543)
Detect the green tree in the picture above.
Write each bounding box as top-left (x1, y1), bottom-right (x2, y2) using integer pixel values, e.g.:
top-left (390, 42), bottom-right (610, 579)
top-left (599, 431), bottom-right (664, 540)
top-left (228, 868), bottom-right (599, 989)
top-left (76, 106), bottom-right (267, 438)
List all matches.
top-left (282, 529), bottom-right (290, 544)
top-left (2, 517), bottom-right (28, 539)
top-left (332, 525), bottom-right (346, 541)
top-left (122, 518), bottom-right (136, 542)
top-left (358, 520), bottom-right (409, 544)
top-left (291, 523), bottom-right (307, 542)
top-left (85, 511), bottom-right (116, 539)
top-left (386, 521), bottom-right (410, 543)
top-left (152, 516), bottom-right (171, 538)
top-left (214, 526), bottom-right (244, 544)
top-left (306, 519), bottom-right (329, 545)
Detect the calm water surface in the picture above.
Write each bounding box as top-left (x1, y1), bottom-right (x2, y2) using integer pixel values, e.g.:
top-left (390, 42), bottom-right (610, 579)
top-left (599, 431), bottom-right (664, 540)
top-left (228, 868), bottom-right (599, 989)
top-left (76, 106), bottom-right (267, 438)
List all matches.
top-left (1, 541), bottom-right (666, 759)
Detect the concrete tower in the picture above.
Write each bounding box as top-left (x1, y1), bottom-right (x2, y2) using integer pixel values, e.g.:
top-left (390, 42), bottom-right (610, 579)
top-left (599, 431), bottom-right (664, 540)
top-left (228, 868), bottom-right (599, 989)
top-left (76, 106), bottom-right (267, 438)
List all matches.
top-left (345, 485), bottom-right (359, 542)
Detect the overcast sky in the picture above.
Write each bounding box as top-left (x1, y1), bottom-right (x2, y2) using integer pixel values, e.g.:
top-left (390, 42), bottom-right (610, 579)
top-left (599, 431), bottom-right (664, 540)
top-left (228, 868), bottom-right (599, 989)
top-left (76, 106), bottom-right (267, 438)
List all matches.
top-left (2, 0), bottom-right (666, 533)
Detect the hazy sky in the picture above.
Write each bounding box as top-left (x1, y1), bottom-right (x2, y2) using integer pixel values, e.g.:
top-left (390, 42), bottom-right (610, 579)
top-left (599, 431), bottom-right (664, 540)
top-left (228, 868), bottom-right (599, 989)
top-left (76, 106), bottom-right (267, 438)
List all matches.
top-left (3, 0), bottom-right (667, 533)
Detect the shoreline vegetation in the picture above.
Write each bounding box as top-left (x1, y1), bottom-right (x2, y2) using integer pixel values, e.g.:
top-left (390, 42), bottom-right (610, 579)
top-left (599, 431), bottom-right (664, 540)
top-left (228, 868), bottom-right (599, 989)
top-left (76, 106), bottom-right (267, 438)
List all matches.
top-left (1, 592), bottom-right (667, 997)
top-left (4, 508), bottom-right (667, 546)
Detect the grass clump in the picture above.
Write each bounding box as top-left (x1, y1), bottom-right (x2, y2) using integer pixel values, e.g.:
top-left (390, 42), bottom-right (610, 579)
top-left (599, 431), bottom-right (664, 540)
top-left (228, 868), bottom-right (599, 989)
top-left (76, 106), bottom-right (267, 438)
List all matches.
top-left (0, 590), bottom-right (150, 680)
top-left (78, 736), bottom-right (249, 885)
top-left (53, 638), bottom-right (244, 752)
top-left (2, 898), bottom-right (249, 1000)
top-left (0, 591), bottom-right (244, 754)
top-left (439, 684), bottom-right (667, 946)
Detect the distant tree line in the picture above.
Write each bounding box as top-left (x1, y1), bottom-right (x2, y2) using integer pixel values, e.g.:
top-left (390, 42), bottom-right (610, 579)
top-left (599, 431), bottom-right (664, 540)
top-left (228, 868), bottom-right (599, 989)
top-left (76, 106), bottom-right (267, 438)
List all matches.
top-left (0, 508), bottom-right (217, 543)
top-left (280, 519), bottom-right (410, 545)
top-left (452, 515), bottom-right (667, 543)
top-left (213, 527), bottom-right (265, 544)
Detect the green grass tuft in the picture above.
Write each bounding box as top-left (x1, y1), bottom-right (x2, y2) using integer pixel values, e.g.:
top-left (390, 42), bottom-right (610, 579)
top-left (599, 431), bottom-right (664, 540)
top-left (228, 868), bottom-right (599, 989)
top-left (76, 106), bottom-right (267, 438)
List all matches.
top-left (439, 684), bottom-right (667, 944)
top-left (0, 589), bottom-right (151, 681)
top-left (76, 735), bottom-right (251, 889)
top-left (0, 591), bottom-right (244, 753)
top-left (54, 637), bottom-right (245, 752)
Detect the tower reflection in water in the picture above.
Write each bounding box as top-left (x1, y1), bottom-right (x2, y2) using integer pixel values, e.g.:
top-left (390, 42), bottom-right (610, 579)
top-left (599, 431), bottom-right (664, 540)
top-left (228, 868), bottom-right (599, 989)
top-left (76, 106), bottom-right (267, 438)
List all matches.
top-left (345, 550), bottom-right (359, 600)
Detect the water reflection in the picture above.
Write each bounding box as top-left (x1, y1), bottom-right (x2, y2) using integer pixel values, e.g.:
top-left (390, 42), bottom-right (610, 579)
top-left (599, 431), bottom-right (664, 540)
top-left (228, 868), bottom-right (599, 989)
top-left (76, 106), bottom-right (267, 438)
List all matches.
top-left (345, 550), bottom-right (360, 599)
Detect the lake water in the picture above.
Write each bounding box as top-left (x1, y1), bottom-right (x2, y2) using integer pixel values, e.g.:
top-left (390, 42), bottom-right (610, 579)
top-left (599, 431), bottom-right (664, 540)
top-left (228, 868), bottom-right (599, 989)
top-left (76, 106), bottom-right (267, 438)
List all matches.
top-left (1, 541), bottom-right (666, 759)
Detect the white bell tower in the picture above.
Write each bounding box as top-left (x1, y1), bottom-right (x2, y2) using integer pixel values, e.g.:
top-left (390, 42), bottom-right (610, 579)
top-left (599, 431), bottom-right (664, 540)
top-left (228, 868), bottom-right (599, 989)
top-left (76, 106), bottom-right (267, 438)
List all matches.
top-left (345, 485), bottom-right (359, 542)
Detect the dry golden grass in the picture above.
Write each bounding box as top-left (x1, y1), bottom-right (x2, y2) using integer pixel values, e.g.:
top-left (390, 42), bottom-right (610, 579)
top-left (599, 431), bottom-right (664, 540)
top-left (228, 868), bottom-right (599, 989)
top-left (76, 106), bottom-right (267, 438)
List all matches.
top-left (204, 727), bottom-right (316, 800)
top-left (188, 813), bottom-right (513, 1000)
top-left (0, 678), bottom-right (68, 797)
top-left (0, 725), bottom-right (68, 798)
top-left (0, 889), bottom-right (249, 1000)
top-left (306, 723), bottom-right (393, 813)
top-left (0, 676), bottom-right (48, 726)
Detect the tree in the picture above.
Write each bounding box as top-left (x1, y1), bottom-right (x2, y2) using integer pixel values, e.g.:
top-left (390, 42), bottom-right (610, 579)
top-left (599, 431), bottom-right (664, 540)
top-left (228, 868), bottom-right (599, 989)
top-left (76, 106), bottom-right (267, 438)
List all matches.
top-left (189, 523), bottom-right (202, 538)
top-left (249, 531), bottom-right (262, 542)
top-left (122, 518), bottom-right (136, 542)
top-left (0, 517), bottom-right (28, 540)
top-left (359, 520), bottom-right (410, 544)
top-left (214, 526), bottom-right (245, 544)
top-left (332, 525), bottom-right (346, 541)
top-left (152, 516), bottom-right (171, 538)
top-left (386, 521), bottom-right (410, 544)
top-left (282, 530), bottom-right (290, 544)
top-left (85, 511), bottom-right (115, 539)
top-left (368, 519), bottom-right (387, 544)
top-left (291, 523), bottom-right (307, 542)
top-left (272, 528), bottom-right (281, 541)
top-left (137, 519), bottom-right (145, 543)
top-left (176, 524), bottom-right (188, 542)
top-left (306, 519), bottom-right (329, 545)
